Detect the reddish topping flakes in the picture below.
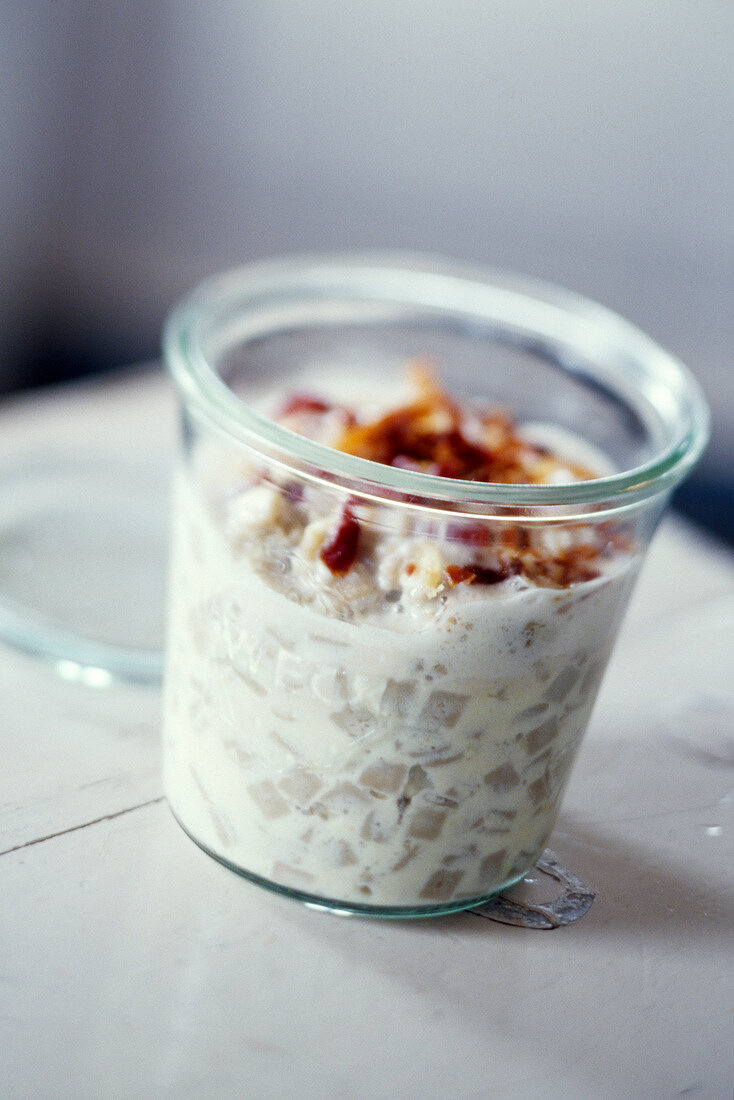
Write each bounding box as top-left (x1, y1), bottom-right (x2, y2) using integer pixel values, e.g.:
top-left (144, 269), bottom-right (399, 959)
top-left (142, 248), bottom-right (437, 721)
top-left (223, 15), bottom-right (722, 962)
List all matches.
top-left (445, 565), bottom-right (476, 587)
top-left (445, 561), bottom-right (521, 588)
top-left (331, 362), bottom-right (597, 485)
top-left (275, 364), bottom-right (618, 588)
top-left (277, 363), bottom-right (597, 485)
top-left (320, 505), bottom-right (361, 575)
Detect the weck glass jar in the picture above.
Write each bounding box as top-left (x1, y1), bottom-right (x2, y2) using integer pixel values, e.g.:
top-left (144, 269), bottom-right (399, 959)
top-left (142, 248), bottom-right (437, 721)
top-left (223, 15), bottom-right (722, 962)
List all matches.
top-left (161, 254), bottom-right (709, 916)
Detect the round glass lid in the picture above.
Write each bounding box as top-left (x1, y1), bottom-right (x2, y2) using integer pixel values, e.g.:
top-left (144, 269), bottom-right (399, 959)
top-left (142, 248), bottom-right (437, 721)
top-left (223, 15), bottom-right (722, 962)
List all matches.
top-left (0, 452), bottom-right (168, 684)
top-left (0, 368), bottom-right (171, 686)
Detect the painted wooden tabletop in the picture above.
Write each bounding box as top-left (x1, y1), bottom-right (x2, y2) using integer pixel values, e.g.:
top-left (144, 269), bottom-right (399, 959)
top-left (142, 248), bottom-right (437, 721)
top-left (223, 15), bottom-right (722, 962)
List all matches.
top-left (1, 371), bottom-right (732, 1099)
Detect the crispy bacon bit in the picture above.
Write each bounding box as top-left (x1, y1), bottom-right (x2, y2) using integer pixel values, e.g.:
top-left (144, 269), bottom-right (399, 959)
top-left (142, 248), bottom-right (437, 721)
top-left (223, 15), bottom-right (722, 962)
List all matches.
top-left (326, 363), bottom-right (597, 485)
top-left (445, 561), bottom-right (521, 588)
top-left (320, 505), bottom-right (361, 575)
top-left (278, 393), bottom-right (332, 417)
top-left (445, 565), bottom-right (476, 587)
top-left (276, 363), bottom-right (622, 589)
top-left (278, 364), bottom-right (597, 485)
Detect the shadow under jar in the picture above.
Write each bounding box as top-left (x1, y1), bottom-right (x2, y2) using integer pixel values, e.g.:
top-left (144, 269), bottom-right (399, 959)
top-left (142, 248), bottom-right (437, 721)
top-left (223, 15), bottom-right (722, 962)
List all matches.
top-left (162, 254), bottom-right (709, 917)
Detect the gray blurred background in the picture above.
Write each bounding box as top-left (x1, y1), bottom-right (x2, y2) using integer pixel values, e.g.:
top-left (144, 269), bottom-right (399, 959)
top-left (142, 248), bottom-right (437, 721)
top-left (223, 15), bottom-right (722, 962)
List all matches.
top-left (1, 2), bottom-right (732, 538)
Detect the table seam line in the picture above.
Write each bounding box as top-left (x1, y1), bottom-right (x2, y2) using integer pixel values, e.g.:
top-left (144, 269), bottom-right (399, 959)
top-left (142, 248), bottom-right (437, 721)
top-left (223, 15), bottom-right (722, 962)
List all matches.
top-left (0, 796), bottom-right (165, 858)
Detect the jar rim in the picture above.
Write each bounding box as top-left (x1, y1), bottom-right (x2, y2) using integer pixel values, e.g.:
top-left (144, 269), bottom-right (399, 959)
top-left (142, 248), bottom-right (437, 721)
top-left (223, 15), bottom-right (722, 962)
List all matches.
top-left (163, 252), bottom-right (710, 510)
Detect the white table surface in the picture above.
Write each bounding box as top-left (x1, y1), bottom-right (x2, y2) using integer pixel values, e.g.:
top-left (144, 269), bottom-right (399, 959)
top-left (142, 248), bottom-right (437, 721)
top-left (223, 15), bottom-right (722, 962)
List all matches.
top-left (1, 371), bottom-right (732, 1100)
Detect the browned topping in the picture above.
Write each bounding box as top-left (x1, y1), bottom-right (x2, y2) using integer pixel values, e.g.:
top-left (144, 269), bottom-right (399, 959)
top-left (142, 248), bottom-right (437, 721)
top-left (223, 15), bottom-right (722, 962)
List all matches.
top-left (277, 364), bottom-right (597, 484)
top-left (276, 364), bottom-right (624, 588)
top-left (445, 562), bottom-right (521, 588)
top-left (522, 556), bottom-right (601, 588)
top-left (445, 565), bottom-right (473, 587)
top-left (332, 363), bottom-right (597, 484)
top-left (319, 504), bottom-right (361, 575)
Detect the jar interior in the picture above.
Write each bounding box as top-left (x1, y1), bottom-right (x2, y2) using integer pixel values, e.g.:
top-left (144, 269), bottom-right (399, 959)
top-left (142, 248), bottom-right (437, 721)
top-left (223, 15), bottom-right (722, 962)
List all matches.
top-left (211, 302), bottom-right (662, 474)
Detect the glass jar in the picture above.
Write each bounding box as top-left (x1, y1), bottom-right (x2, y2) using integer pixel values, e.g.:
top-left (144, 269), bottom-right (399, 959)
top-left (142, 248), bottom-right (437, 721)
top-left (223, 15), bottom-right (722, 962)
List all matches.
top-left (162, 254), bottom-right (709, 916)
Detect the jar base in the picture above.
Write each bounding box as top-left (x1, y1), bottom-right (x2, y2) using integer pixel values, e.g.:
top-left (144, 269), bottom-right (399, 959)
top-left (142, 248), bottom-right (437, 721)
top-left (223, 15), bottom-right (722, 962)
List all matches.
top-left (169, 803), bottom-right (534, 919)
